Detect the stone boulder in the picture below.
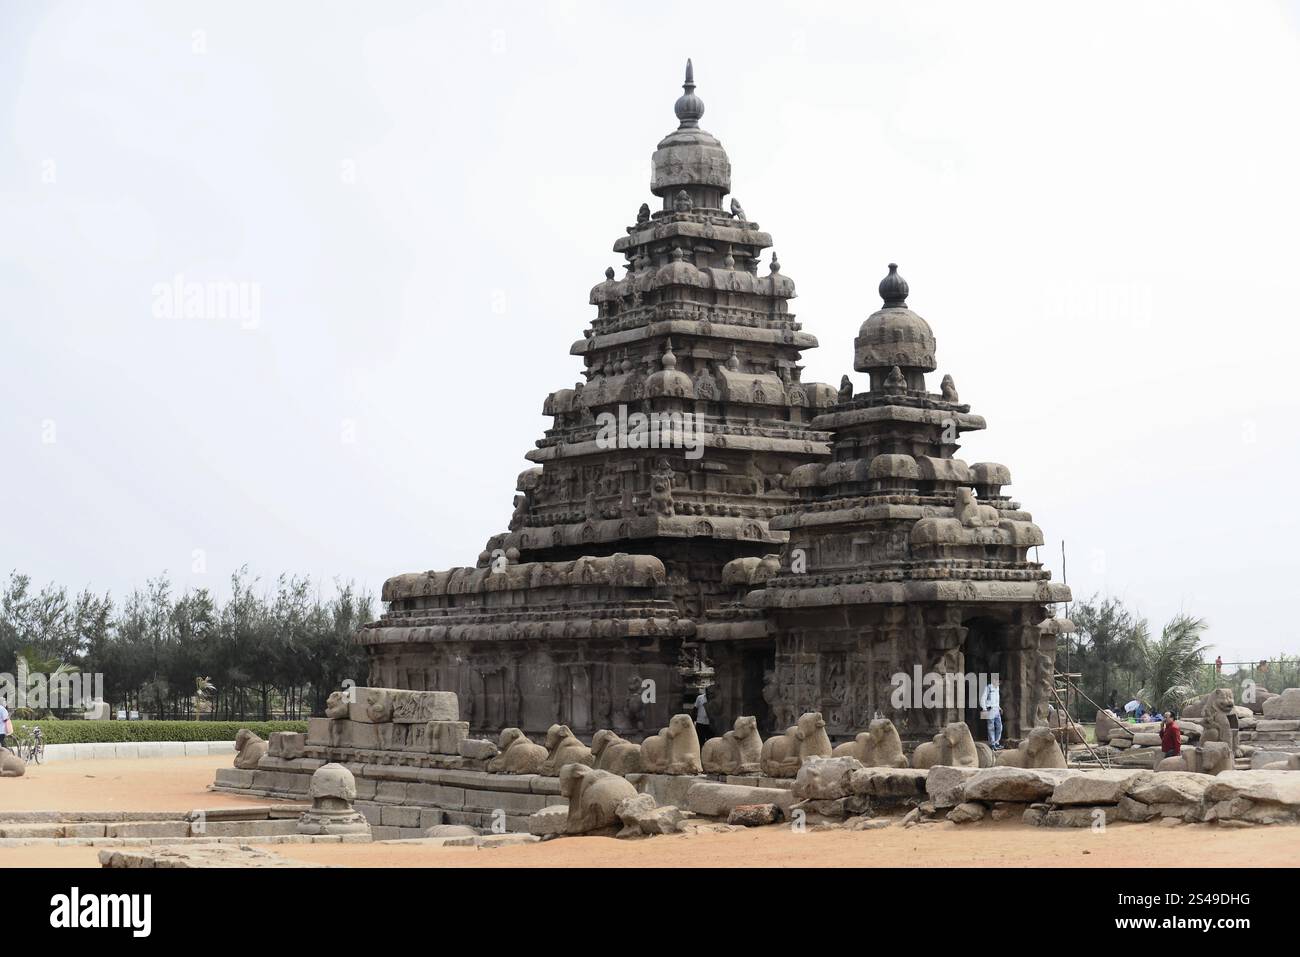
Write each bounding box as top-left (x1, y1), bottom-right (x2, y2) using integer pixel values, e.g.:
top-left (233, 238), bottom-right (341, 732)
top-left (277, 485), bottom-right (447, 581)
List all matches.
top-left (1095, 709), bottom-right (1126, 744)
top-left (925, 765), bottom-right (980, 809)
top-left (947, 802), bottom-right (986, 824)
top-left (849, 767), bottom-right (929, 799)
top-left (1128, 771), bottom-right (1215, 805)
top-left (614, 793), bottom-right (657, 837)
top-left (1262, 688), bottom-right (1300, 719)
top-left (963, 767), bottom-right (1071, 803)
top-left (528, 804), bottom-right (569, 837)
top-left (793, 756), bottom-right (864, 801)
top-left (0, 748), bottom-right (25, 777)
top-left (728, 804), bottom-right (782, 827)
top-left (1049, 770), bottom-right (1151, 806)
top-left (686, 782), bottom-right (796, 818)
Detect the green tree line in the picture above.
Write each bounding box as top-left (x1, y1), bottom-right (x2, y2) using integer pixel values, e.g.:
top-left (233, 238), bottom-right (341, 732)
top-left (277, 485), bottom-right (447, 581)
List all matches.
top-left (0, 567), bottom-right (373, 720)
top-left (1058, 594), bottom-right (1297, 714)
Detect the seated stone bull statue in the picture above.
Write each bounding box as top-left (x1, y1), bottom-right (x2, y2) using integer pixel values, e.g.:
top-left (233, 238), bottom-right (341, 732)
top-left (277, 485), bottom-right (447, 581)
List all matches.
top-left (910, 722), bottom-right (978, 769)
top-left (994, 726), bottom-right (1067, 769)
top-left (0, 747), bottom-right (25, 777)
top-left (701, 715), bottom-right (763, 774)
top-left (640, 714), bottom-right (703, 774)
top-left (542, 724), bottom-right (595, 777)
top-left (233, 729), bottom-right (268, 770)
top-left (487, 728), bottom-right (548, 774)
top-left (559, 763), bottom-right (640, 835)
top-left (760, 711), bottom-right (833, 778)
top-left (591, 729), bottom-right (643, 775)
top-left (831, 718), bottom-right (908, 768)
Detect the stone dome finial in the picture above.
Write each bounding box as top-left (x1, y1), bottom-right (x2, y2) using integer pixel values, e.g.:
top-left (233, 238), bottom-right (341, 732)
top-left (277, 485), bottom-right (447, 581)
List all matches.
top-left (879, 263), bottom-right (909, 308)
top-left (675, 58), bottom-right (705, 129)
top-left (662, 338), bottom-right (677, 370)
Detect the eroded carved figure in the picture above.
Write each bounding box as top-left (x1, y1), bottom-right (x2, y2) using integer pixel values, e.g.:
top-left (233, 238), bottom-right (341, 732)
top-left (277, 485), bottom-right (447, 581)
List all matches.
top-left (910, 721), bottom-right (978, 769)
top-left (591, 729), bottom-right (644, 775)
top-left (994, 726), bottom-right (1066, 768)
top-left (760, 711), bottom-right (832, 778)
top-left (324, 690), bottom-right (350, 719)
top-left (701, 715), bottom-right (763, 774)
top-left (542, 724), bottom-right (595, 776)
top-left (560, 763), bottom-right (640, 834)
top-left (640, 713), bottom-right (703, 774)
top-left (487, 727), bottom-right (548, 774)
top-left (233, 729), bottom-right (268, 770)
top-left (831, 718), bottom-right (908, 768)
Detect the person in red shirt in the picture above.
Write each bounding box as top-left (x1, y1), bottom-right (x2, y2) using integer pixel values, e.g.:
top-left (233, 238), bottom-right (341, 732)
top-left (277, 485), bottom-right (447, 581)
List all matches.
top-left (1160, 712), bottom-right (1181, 758)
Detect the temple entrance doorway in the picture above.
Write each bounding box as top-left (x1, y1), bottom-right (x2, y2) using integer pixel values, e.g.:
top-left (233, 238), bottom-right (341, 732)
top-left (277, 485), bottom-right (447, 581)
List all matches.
top-left (961, 616), bottom-right (1009, 743)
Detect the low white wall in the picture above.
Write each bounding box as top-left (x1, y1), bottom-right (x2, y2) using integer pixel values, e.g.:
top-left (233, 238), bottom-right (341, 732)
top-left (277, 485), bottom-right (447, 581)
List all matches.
top-left (37, 741), bottom-right (237, 762)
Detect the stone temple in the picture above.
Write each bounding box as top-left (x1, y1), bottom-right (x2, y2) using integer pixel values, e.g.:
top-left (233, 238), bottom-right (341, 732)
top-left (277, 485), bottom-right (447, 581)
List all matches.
top-left (357, 62), bottom-right (1070, 748)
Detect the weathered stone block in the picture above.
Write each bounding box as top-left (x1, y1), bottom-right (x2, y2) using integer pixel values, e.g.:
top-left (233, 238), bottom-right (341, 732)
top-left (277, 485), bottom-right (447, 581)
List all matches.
top-left (727, 803), bottom-right (781, 827)
top-left (1050, 770), bottom-right (1151, 806)
top-left (306, 717), bottom-right (331, 746)
top-left (925, 765), bottom-right (980, 808)
top-left (268, 732), bottom-right (307, 760)
top-left (427, 721), bottom-right (470, 755)
top-left (963, 767), bottom-right (1070, 803)
top-left (528, 805), bottom-right (569, 837)
top-left (380, 806), bottom-right (422, 828)
top-left (849, 767), bottom-right (928, 799)
top-left (792, 755), bottom-right (863, 801)
top-left (947, 802), bottom-right (986, 824)
top-left (1128, 772), bottom-right (1213, 805)
top-left (686, 782), bottom-right (796, 817)
top-left (459, 738), bottom-right (500, 761)
top-left (1042, 806), bottom-right (1115, 828)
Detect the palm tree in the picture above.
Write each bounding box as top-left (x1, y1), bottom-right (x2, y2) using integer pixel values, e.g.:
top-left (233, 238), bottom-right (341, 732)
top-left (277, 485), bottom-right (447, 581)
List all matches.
top-left (1136, 614), bottom-right (1210, 712)
top-left (193, 676), bottom-right (216, 720)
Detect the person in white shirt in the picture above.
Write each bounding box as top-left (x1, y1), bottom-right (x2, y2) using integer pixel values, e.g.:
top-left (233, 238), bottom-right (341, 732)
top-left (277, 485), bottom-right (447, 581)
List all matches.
top-left (693, 687), bottom-right (712, 742)
top-left (0, 701), bottom-right (11, 751)
top-left (980, 675), bottom-right (1003, 750)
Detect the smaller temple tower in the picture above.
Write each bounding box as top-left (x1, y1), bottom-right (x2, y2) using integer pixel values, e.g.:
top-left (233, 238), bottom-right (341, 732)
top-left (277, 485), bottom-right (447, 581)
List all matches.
top-left (701, 264), bottom-right (1071, 745)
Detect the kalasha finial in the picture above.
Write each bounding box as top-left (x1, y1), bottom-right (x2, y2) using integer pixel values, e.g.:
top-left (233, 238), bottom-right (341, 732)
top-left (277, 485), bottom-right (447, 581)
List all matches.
top-left (674, 58), bottom-right (705, 129)
top-left (879, 262), bottom-right (909, 308)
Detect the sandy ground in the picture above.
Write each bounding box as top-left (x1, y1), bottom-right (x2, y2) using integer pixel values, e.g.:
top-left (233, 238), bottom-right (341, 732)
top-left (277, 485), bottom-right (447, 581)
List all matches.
top-left (1, 755), bottom-right (1297, 868)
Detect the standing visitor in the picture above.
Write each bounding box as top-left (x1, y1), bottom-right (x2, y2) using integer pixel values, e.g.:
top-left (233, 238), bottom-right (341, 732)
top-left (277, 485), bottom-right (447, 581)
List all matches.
top-left (980, 674), bottom-right (1003, 750)
top-left (693, 686), bottom-right (712, 742)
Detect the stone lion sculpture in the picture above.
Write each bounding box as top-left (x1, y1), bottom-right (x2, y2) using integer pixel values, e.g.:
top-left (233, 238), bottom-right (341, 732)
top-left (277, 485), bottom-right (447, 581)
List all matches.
top-left (1200, 688), bottom-right (1234, 747)
top-left (0, 748), bottom-right (25, 777)
top-left (591, 729), bottom-right (643, 775)
top-left (233, 729), bottom-right (268, 770)
top-left (760, 711), bottom-right (833, 778)
top-left (831, 718), bottom-right (908, 768)
top-left (324, 690), bottom-right (351, 719)
top-left (487, 727), bottom-right (548, 774)
top-left (910, 722), bottom-right (979, 769)
top-left (994, 726), bottom-right (1066, 768)
top-left (542, 724), bottom-right (595, 776)
top-left (640, 714), bottom-right (703, 774)
top-left (701, 715), bottom-right (763, 774)
top-left (559, 763), bottom-right (640, 835)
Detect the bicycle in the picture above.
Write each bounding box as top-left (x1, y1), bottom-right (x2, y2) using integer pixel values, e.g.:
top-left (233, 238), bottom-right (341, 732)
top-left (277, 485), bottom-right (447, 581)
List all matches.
top-left (12, 725), bottom-right (44, 765)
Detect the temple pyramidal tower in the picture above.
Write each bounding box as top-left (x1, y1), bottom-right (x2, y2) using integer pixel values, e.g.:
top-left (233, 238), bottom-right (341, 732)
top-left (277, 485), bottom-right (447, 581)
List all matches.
top-left (359, 63), bottom-right (1070, 746)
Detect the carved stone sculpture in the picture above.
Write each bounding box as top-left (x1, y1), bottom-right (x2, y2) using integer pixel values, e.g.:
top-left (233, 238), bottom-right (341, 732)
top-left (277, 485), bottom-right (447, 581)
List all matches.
top-left (701, 715), bottom-right (763, 774)
top-left (542, 724), bottom-right (595, 776)
top-left (233, 729), bottom-right (268, 770)
top-left (0, 748), bottom-right (24, 777)
top-left (831, 718), bottom-right (908, 768)
top-left (560, 763), bottom-right (640, 835)
top-left (910, 722), bottom-right (978, 769)
top-left (324, 690), bottom-right (350, 719)
top-left (1200, 688), bottom-right (1234, 747)
top-left (591, 729), bottom-right (644, 775)
top-left (759, 711), bottom-right (832, 778)
top-left (993, 726), bottom-right (1066, 768)
top-left (640, 713), bottom-right (703, 774)
top-left (297, 763), bottom-right (370, 836)
top-left (487, 728), bottom-right (548, 774)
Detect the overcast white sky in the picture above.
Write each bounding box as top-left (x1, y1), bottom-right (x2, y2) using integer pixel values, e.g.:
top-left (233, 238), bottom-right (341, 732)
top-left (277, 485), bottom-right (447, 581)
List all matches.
top-left (3, 1), bottom-right (1298, 660)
